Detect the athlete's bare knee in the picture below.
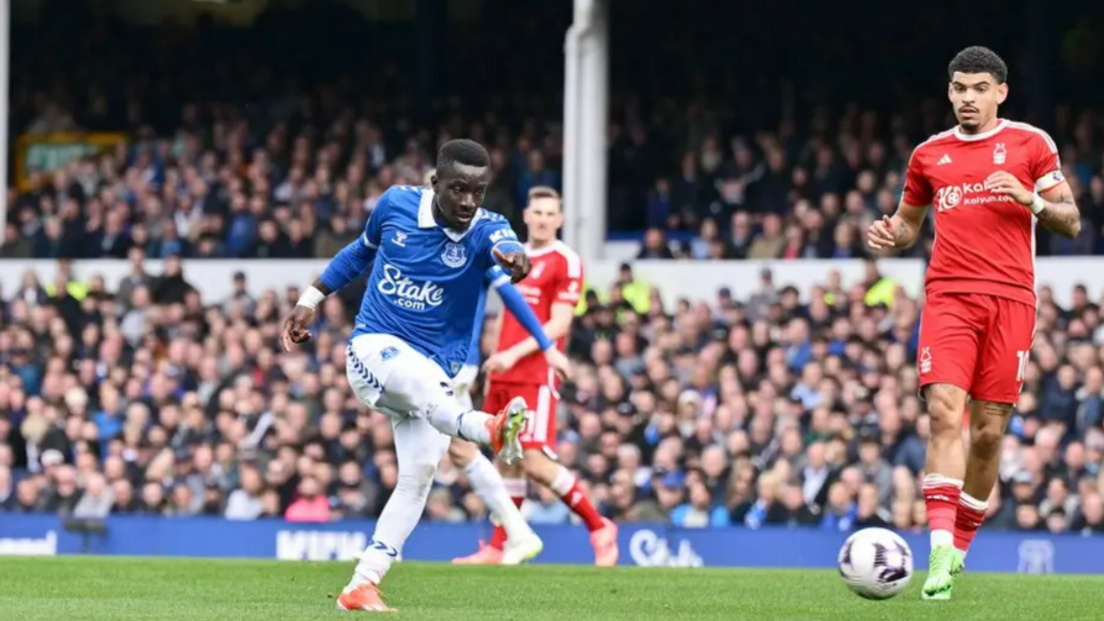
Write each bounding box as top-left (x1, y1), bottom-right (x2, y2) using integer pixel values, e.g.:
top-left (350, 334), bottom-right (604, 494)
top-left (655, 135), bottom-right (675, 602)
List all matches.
top-left (925, 384), bottom-right (966, 437)
top-left (521, 450), bottom-right (554, 484)
top-left (970, 401), bottom-right (1012, 460)
top-left (448, 438), bottom-right (476, 467)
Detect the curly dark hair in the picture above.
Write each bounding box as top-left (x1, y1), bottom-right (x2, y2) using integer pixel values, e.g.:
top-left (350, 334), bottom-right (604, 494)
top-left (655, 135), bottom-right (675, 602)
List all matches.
top-left (437, 139), bottom-right (490, 171)
top-left (948, 46), bottom-right (1008, 83)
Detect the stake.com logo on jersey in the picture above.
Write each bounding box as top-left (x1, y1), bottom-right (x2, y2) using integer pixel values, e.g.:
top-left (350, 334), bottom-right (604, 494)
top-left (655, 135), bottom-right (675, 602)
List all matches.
top-left (934, 181), bottom-right (1017, 213)
top-left (377, 264), bottom-right (445, 311)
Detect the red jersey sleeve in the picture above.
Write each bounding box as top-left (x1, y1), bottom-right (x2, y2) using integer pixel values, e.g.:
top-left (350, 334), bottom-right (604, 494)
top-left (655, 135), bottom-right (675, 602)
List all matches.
top-left (1030, 130), bottom-right (1064, 193)
top-left (552, 250), bottom-right (583, 307)
top-left (902, 149), bottom-right (933, 207)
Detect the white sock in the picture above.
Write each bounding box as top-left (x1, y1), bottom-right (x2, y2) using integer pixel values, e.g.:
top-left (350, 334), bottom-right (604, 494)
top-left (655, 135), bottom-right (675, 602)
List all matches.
top-left (930, 529), bottom-right (954, 549)
top-left (353, 471), bottom-right (434, 585)
top-left (427, 408), bottom-right (493, 445)
top-left (465, 454), bottom-right (532, 541)
top-left (549, 465), bottom-right (575, 496)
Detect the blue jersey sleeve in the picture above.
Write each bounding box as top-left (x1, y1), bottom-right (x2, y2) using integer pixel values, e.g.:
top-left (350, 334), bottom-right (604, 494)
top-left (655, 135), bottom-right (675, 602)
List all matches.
top-left (318, 190), bottom-right (392, 291)
top-left (483, 218), bottom-right (524, 267)
top-left (487, 265), bottom-right (553, 352)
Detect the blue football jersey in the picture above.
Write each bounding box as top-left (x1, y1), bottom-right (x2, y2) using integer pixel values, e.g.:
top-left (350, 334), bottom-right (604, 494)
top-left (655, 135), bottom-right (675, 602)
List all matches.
top-left (353, 186), bottom-right (522, 377)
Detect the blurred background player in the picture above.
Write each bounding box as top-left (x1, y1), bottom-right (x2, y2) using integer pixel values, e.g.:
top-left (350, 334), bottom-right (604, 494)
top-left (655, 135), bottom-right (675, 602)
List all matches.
top-left (867, 47), bottom-right (1081, 600)
top-left (448, 245), bottom-right (575, 565)
top-left (451, 187), bottom-right (620, 566)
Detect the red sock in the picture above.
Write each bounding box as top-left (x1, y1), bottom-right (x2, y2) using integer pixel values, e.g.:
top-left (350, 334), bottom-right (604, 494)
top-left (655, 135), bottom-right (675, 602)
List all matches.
top-left (922, 473), bottom-right (962, 546)
top-left (551, 466), bottom-right (605, 532)
top-left (488, 497), bottom-right (524, 550)
top-left (954, 491), bottom-right (988, 554)
top-left (489, 478), bottom-right (527, 551)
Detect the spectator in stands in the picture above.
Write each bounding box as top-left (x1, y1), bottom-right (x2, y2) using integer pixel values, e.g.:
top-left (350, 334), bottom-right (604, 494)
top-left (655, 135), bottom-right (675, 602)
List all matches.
top-left (5, 13), bottom-right (1104, 535)
top-left (638, 228), bottom-right (676, 259)
top-left (73, 473), bottom-right (113, 519)
top-left (747, 214), bottom-right (785, 259)
top-left (527, 486), bottom-right (571, 525)
top-left (671, 481), bottom-right (729, 528)
top-left (285, 476), bottom-right (331, 523)
top-left (0, 249), bottom-right (1095, 540)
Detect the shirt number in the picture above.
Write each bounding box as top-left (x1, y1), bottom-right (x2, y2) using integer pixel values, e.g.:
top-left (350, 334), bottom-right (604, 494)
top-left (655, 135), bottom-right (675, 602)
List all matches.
top-left (1015, 350), bottom-right (1030, 383)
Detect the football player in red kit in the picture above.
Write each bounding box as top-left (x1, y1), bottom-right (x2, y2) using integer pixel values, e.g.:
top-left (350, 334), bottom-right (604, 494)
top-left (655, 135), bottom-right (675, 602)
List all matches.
top-left (453, 186), bottom-right (619, 566)
top-left (867, 46), bottom-right (1081, 600)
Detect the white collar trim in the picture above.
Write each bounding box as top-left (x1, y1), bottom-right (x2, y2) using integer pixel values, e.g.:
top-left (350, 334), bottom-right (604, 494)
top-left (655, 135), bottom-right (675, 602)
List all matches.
top-left (417, 189), bottom-right (437, 228)
top-left (954, 119), bottom-right (1008, 141)
top-left (417, 189), bottom-right (483, 241)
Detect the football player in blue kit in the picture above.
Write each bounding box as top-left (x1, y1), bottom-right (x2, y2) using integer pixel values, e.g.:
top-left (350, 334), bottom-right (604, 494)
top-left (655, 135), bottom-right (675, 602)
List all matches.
top-left (282, 139), bottom-right (568, 612)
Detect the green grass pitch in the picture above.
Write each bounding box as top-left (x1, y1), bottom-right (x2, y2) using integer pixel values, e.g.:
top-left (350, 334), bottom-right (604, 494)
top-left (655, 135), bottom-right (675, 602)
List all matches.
top-left (2, 557), bottom-right (1104, 621)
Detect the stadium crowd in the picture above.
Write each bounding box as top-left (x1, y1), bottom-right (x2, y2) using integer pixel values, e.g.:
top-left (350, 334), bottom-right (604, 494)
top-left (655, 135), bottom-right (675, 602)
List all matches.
top-left (5, 0), bottom-right (1104, 538)
top-left (1, 257), bottom-right (1103, 538)
top-left (8, 2), bottom-right (1104, 262)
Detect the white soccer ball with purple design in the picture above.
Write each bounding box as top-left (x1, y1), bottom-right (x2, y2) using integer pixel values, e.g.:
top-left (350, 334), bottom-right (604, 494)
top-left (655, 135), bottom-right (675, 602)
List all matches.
top-left (837, 528), bottom-right (913, 599)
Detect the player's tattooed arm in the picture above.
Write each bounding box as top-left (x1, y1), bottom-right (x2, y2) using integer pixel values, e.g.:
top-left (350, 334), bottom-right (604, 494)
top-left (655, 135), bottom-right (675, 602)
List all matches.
top-left (1036, 183), bottom-right (1082, 239)
top-left (868, 202), bottom-right (928, 251)
top-left (988, 172), bottom-right (1082, 239)
top-left (893, 203), bottom-right (929, 247)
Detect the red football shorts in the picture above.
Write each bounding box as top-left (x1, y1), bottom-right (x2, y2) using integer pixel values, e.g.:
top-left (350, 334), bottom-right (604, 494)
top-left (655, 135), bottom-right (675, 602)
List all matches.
top-left (483, 379), bottom-right (558, 454)
top-left (917, 291), bottom-right (1036, 404)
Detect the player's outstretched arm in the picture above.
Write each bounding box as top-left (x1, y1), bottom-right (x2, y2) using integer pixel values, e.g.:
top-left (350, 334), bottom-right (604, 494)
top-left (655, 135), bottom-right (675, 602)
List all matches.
top-left (282, 279), bottom-right (331, 351)
top-left (492, 246), bottom-right (531, 283)
top-left (281, 239), bottom-right (376, 351)
top-left (867, 202), bottom-right (929, 251)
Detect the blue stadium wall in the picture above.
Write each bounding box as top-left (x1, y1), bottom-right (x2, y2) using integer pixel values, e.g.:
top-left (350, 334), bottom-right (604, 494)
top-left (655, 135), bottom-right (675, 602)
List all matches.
top-left (0, 515), bottom-right (1092, 574)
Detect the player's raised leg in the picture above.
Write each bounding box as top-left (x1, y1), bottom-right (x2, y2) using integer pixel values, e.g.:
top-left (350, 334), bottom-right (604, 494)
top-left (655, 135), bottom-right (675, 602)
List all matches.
top-left (455, 380), bottom-right (535, 563)
top-left (449, 363), bottom-right (542, 564)
top-left (954, 297), bottom-right (1035, 571)
top-left (337, 334), bottom-right (528, 611)
top-left (448, 438), bottom-right (543, 565)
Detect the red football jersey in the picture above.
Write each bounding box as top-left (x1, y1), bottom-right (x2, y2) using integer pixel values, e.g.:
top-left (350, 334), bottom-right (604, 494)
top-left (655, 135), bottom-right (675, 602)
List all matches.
top-left (491, 241), bottom-right (583, 385)
top-left (902, 119), bottom-right (1064, 307)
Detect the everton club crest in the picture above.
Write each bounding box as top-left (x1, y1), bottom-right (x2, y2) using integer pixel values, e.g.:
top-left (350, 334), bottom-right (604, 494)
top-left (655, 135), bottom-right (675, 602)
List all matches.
top-left (441, 242), bottom-right (467, 268)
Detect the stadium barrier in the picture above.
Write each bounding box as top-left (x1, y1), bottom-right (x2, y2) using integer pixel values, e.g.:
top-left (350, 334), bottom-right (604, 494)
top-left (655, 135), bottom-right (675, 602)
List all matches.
top-left (0, 514), bottom-right (1092, 574)
top-left (2, 257), bottom-right (1100, 308)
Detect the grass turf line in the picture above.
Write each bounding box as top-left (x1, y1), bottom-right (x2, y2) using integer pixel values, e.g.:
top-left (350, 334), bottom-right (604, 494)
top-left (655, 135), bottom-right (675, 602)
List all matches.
top-left (1, 557), bottom-right (1103, 621)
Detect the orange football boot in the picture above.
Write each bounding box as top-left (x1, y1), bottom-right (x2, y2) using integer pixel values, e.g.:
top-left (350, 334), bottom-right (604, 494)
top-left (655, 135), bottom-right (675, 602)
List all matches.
top-left (336, 582), bottom-right (396, 613)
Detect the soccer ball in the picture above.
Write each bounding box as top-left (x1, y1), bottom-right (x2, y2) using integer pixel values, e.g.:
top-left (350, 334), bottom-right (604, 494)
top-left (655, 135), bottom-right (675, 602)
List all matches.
top-left (837, 528), bottom-right (913, 599)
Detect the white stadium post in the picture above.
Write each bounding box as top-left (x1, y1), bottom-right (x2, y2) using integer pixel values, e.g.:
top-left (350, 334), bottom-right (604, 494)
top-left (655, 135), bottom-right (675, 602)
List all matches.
top-left (562, 3), bottom-right (581, 255)
top-left (562, 0), bottom-right (609, 265)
